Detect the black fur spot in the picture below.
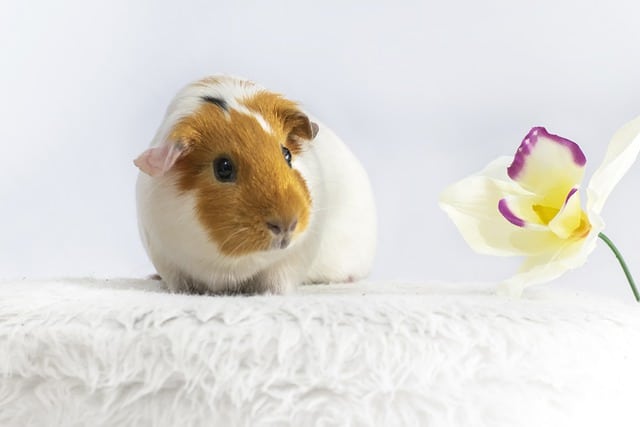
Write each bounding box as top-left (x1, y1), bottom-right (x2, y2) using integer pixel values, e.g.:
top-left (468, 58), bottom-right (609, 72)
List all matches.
top-left (201, 96), bottom-right (228, 111)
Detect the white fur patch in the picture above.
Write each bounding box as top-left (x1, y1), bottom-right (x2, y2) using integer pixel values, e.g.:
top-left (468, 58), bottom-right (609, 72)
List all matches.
top-left (230, 103), bottom-right (272, 134)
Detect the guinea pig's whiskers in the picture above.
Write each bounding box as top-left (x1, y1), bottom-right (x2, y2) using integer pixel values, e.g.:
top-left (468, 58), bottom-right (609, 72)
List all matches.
top-left (218, 226), bottom-right (249, 251)
top-left (311, 208), bottom-right (331, 214)
top-left (231, 226), bottom-right (264, 257)
top-left (295, 228), bottom-right (322, 239)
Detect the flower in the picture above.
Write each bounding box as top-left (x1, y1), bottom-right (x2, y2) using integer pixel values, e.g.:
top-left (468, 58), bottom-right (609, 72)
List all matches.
top-left (440, 116), bottom-right (640, 297)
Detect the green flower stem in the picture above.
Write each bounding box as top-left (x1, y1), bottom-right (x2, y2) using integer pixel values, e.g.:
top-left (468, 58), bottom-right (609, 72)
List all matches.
top-left (598, 232), bottom-right (639, 303)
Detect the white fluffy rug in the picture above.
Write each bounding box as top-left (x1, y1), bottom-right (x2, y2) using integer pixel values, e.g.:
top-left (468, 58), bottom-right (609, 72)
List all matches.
top-left (1, 279), bottom-right (639, 427)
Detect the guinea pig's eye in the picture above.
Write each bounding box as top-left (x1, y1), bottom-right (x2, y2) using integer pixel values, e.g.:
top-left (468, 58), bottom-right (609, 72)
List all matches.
top-left (282, 146), bottom-right (292, 167)
top-left (213, 156), bottom-right (236, 183)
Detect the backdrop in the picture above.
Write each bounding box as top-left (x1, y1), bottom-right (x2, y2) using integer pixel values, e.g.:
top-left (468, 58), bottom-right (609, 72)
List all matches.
top-left (2, 1), bottom-right (639, 301)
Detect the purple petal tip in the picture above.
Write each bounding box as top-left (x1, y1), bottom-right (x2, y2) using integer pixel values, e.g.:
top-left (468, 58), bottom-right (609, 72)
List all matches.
top-left (498, 198), bottom-right (525, 227)
top-left (507, 127), bottom-right (587, 180)
top-left (565, 188), bottom-right (578, 204)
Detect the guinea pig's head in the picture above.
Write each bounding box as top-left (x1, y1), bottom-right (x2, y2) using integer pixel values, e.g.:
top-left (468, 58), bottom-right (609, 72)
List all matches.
top-left (135, 76), bottom-right (319, 257)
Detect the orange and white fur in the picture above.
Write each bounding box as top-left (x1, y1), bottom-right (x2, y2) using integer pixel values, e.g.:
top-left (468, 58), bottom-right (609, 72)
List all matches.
top-left (134, 75), bottom-right (376, 294)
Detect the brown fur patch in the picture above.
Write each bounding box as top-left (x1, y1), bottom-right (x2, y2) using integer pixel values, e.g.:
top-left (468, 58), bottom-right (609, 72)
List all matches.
top-left (242, 92), bottom-right (316, 156)
top-left (170, 99), bottom-right (312, 257)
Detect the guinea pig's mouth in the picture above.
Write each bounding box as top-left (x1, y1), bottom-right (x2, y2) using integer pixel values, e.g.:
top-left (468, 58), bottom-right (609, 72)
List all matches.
top-left (270, 234), bottom-right (292, 250)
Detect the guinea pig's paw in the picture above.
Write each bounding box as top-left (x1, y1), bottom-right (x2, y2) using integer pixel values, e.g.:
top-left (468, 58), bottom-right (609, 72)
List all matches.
top-left (243, 269), bottom-right (298, 295)
top-left (161, 270), bottom-right (212, 295)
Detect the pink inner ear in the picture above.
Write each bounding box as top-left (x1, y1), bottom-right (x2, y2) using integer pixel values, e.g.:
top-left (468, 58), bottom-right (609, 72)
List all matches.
top-left (134, 142), bottom-right (186, 177)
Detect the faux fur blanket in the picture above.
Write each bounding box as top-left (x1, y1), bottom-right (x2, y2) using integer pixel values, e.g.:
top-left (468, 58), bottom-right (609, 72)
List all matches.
top-left (1, 279), bottom-right (639, 427)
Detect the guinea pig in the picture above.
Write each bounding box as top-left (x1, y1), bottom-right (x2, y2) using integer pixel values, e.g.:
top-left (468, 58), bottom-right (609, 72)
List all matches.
top-left (134, 75), bottom-right (376, 294)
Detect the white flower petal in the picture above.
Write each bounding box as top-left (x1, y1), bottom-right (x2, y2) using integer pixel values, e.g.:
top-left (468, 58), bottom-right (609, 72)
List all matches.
top-left (440, 157), bottom-right (563, 256)
top-left (547, 188), bottom-right (583, 239)
top-left (587, 115), bottom-right (640, 214)
top-left (498, 196), bottom-right (547, 228)
top-left (497, 213), bottom-right (604, 297)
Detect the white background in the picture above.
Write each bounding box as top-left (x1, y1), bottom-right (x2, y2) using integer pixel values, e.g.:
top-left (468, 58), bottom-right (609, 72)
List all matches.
top-left (1, 1), bottom-right (639, 301)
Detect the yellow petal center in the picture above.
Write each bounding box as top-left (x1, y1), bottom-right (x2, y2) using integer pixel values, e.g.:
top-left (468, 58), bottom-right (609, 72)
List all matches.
top-left (532, 204), bottom-right (558, 224)
top-left (532, 199), bottom-right (591, 240)
top-left (571, 212), bottom-right (592, 239)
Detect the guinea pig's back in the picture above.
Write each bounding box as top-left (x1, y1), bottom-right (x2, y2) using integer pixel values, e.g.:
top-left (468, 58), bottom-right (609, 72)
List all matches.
top-left (299, 119), bottom-right (377, 283)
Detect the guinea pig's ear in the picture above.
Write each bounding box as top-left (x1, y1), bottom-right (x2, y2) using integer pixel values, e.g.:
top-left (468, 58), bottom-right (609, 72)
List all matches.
top-left (134, 140), bottom-right (189, 177)
top-left (285, 110), bottom-right (319, 145)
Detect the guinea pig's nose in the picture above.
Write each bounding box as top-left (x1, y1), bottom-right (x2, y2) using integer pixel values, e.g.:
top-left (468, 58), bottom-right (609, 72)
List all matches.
top-left (266, 218), bottom-right (298, 235)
